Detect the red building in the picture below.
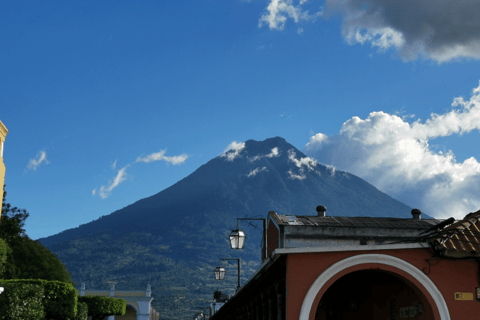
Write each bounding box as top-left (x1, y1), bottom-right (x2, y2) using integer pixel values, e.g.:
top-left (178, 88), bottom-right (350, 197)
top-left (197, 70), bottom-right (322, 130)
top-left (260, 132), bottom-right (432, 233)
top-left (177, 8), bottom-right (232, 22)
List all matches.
top-left (210, 207), bottom-right (480, 320)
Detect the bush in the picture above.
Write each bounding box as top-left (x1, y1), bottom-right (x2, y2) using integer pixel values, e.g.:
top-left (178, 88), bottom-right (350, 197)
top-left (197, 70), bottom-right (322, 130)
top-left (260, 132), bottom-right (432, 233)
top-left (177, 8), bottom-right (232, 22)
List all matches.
top-left (74, 301), bottom-right (89, 320)
top-left (0, 279), bottom-right (78, 319)
top-left (78, 295), bottom-right (126, 320)
top-left (0, 283), bottom-right (46, 320)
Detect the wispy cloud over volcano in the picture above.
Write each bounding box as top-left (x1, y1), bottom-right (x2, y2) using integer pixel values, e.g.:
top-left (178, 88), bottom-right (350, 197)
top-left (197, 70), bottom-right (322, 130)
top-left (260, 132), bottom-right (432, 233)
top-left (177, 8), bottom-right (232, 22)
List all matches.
top-left (221, 141), bottom-right (246, 161)
top-left (99, 164), bottom-right (131, 199)
top-left (96, 149), bottom-right (189, 199)
top-left (304, 81), bottom-right (480, 219)
top-left (249, 147), bottom-right (281, 162)
top-left (287, 149), bottom-right (318, 180)
top-left (136, 150), bottom-right (189, 165)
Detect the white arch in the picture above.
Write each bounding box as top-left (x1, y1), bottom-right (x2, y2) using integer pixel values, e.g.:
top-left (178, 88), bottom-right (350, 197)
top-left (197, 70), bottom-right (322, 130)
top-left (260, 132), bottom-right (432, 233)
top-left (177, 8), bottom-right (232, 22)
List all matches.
top-left (299, 253), bottom-right (450, 320)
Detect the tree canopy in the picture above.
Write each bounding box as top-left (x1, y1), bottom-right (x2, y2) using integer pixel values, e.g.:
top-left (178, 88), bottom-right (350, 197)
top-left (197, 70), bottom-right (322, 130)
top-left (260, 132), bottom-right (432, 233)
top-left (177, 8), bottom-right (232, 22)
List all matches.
top-left (0, 186), bottom-right (75, 285)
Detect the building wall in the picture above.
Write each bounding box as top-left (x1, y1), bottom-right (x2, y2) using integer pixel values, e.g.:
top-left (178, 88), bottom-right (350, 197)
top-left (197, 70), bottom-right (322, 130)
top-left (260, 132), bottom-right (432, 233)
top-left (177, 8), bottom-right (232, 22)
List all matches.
top-left (267, 220), bottom-right (279, 257)
top-left (0, 120), bottom-right (7, 215)
top-left (286, 248), bottom-right (480, 320)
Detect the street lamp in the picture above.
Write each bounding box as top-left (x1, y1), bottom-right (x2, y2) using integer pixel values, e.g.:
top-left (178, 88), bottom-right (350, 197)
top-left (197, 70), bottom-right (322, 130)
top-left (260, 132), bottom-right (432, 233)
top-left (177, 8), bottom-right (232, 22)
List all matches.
top-left (214, 258), bottom-right (241, 292)
top-left (214, 266), bottom-right (226, 280)
top-left (229, 217), bottom-right (267, 260)
top-left (229, 224), bottom-right (245, 249)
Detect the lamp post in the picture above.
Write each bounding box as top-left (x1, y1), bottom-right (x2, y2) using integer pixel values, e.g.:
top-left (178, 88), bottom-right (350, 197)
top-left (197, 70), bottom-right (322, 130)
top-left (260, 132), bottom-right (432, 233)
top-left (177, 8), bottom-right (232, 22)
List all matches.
top-left (214, 258), bottom-right (241, 292)
top-left (229, 218), bottom-right (267, 260)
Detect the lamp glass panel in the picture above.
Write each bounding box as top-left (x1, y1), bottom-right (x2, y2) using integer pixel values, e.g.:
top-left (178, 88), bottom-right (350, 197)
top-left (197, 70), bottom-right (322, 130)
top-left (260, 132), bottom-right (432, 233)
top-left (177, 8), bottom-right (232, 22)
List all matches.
top-left (238, 230), bottom-right (245, 249)
top-left (229, 229), bottom-right (245, 249)
top-left (229, 230), bottom-right (239, 249)
top-left (214, 266), bottom-right (225, 280)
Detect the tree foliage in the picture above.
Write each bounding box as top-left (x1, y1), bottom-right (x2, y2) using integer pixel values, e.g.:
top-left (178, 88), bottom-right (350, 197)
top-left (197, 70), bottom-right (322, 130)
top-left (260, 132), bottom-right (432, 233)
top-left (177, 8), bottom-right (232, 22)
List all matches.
top-left (1, 188), bottom-right (29, 248)
top-left (0, 185), bottom-right (75, 286)
top-left (0, 238), bottom-right (8, 275)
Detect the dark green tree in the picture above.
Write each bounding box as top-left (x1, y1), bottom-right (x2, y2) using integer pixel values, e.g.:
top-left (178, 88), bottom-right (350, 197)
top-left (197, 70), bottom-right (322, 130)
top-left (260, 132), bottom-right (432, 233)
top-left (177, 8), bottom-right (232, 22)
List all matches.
top-left (0, 238), bottom-right (8, 275)
top-left (1, 187), bottom-right (29, 247)
top-left (0, 185), bottom-right (75, 285)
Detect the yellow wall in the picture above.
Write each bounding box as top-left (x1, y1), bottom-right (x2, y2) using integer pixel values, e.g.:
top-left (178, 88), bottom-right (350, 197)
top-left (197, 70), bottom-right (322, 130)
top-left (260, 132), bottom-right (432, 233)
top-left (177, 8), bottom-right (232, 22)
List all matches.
top-left (0, 120), bottom-right (7, 219)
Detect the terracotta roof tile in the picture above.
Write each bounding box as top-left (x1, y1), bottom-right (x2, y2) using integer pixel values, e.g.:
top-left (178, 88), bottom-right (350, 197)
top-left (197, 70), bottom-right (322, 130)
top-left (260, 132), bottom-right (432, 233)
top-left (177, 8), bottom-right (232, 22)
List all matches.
top-left (427, 210), bottom-right (480, 258)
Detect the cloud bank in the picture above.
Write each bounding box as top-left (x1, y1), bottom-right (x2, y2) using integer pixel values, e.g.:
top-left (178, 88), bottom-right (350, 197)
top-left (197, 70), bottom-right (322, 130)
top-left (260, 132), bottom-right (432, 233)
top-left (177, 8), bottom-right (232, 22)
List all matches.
top-left (304, 81), bottom-right (480, 219)
top-left (96, 149), bottom-right (189, 199)
top-left (26, 151), bottom-right (49, 171)
top-left (259, 0), bottom-right (480, 63)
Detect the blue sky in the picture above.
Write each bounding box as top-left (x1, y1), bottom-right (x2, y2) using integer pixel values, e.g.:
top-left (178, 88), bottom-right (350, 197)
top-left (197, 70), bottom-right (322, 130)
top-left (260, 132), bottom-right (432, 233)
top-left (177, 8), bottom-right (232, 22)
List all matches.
top-left (1, 0), bottom-right (480, 241)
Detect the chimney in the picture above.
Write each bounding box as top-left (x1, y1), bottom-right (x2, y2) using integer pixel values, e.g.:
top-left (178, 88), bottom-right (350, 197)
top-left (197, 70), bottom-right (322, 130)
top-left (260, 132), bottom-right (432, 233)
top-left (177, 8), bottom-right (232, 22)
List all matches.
top-left (316, 206), bottom-right (327, 217)
top-left (411, 209), bottom-right (421, 220)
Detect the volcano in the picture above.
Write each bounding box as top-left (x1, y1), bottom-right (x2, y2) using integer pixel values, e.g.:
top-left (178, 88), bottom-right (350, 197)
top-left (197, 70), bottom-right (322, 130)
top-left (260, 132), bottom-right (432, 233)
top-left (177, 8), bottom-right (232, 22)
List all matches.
top-left (38, 137), bottom-right (429, 319)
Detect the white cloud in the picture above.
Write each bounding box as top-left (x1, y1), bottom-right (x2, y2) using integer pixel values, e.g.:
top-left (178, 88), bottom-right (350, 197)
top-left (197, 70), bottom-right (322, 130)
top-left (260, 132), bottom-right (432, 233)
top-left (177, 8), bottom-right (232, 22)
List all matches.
top-left (267, 147), bottom-right (280, 158)
top-left (96, 149), bottom-right (189, 199)
top-left (136, 150), bottom-right (189, 165)
top-left (304, 81), bottom-right (480, 219)
top-left (248, 167), bottom-right (268, 177)
top-left (250, 147), bottom-right (281, 162)
top-left (288, 149), bottom-right (317, 171)
top-left (306, 133), bottom-right (328, 148)
top-left (92, 189), bottom-right (96, 196)
top-left (26, 151), bottom-right (49, 171)
top-left (99, 165), bottom-right (130, 199)
top-left (111, 160), bottom-right (117, 170)
top-left (287, 169), bottom-right (306, 180)
top-left (258, 0), bottom-right (322, 30)
top-left (221, 141), bottom-right (246, 161)
top-left (326, 164), bottom-right (336, 177)
top-left (287, 149), bottom-right (318, 180)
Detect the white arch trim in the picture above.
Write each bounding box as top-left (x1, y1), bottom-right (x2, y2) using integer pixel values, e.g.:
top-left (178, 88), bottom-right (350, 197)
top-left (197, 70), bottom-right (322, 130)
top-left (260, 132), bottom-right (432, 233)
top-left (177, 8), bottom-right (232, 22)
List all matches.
top-left (299, 253), bottom-right (450, 320)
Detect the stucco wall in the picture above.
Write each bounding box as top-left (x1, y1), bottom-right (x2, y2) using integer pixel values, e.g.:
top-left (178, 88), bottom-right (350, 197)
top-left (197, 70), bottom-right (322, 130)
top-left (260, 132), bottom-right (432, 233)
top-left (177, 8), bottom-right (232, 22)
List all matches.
top-left (267, 220), bottom-right (279, 257)
top-left (286, 248), bottom-right (479, 320)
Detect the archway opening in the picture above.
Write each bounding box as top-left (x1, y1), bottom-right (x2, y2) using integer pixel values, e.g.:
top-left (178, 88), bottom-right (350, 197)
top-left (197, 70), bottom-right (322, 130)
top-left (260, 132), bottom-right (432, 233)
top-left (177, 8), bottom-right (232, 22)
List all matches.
top-left (314, 270), bottom-right (434, 320)
top-left (115, 304), bottom-right (137, 320)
